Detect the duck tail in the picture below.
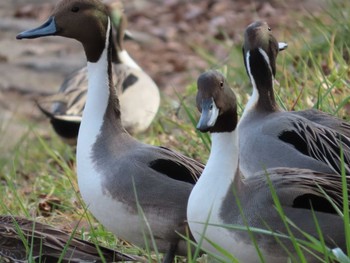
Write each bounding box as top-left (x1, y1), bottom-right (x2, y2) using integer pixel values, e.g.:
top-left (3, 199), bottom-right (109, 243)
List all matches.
top-left (35, 99), bottom-right (56, 119)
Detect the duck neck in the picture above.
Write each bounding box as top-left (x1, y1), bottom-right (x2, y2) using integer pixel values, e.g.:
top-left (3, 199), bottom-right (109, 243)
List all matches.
top-left (242, 48), bottom-right (278, 118)
top-left (208, 130), bottom-right (239, 182)
top-left (77, 18), bottom-right (123, 155)
top-left (200, 130), bottom-right (240, 220)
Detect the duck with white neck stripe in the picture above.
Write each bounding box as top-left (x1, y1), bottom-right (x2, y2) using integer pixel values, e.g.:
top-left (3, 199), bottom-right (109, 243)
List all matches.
top-left (35, 1), bottom-right (160, 145)
top-left (17, 1), bottom-right (203, 262)
top-left (187, 69), bottom-right (348, 262)
top-left (239, 21), bottom-right (350, 177)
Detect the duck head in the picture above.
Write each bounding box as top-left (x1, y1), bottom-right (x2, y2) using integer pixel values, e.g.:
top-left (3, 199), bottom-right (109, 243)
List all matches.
top-left (243, 21), bottom-right (287, 78)
top-left (17, 0), bottom-right (111, 63)
top-left (196, 70), bottom-right (237, 133)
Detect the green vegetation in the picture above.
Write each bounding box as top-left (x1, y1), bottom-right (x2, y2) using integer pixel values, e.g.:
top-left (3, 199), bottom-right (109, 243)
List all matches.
top-left (0, 0), bottom-right (349, 262)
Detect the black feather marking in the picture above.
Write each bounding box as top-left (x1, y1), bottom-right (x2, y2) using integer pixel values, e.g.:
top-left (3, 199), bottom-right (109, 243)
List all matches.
top-left (293, 194), bottom-right (336, 214)
top-left (278, 129), bottom-right (308, 155)
top-left (122, 73), bottom-right (138, 92)
top-left (50, 118), bottom-right (80, 139)
top-left (149, 159), bottom-right (197, 184)
top-left (278, 119), bottom-right (350, 174)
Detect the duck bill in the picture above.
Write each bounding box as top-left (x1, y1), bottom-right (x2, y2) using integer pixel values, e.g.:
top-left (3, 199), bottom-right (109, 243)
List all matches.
top-left (196, 98), bottom-right (219, 132)
top-left (16, 17), bottom-right (57, 39)
top-left (278, 42), bottom-right (288, 51)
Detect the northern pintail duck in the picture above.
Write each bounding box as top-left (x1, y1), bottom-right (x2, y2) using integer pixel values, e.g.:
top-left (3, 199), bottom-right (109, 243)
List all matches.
top-left (17, 1), bottom-right (203, 262)
top-left (36, 1), bottom-right (160, 145)
top-left (187, 70), bottom-right (347, 262)
top-left (238, 21), bottom-right (350, 176)
top-left (0, 215), bottom-right (140, 262)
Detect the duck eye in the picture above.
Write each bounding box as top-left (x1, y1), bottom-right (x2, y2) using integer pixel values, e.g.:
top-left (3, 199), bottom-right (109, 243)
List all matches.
top-left (268, 27), bottom-right (271, 31)
top-left (71, 6), bottom-right (80, 12)
top-left (219, 81), bottom-right (224, 88)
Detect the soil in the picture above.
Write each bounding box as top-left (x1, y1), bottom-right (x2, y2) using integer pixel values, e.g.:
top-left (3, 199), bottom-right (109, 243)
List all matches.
top-left (0, 0), bottom-right (325, 152)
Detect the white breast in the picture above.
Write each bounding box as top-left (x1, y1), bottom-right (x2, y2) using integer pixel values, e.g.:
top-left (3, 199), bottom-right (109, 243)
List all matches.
top-left (75, 20), bottom-right (146, 245)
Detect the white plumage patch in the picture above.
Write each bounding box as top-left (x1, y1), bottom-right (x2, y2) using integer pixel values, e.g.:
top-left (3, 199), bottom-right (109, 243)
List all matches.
top-left (187, 131), bottom-right (240, 258)
top-left (241, 51), bottom-right (259, 120)
top-left (118, 50), bottom-right (141, 70)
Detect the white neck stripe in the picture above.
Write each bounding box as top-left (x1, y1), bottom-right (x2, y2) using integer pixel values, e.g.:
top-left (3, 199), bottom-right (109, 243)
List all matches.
top-left (245, 51), bottom-right (256, 90)
top-left (240, 51), bottom-right (259, 119)
top-left (106, 18), bottom-right (111, 49)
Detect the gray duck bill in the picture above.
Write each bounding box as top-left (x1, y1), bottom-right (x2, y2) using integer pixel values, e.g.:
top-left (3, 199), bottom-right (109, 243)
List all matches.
top-left (17, 17), bottom-right (57, 39)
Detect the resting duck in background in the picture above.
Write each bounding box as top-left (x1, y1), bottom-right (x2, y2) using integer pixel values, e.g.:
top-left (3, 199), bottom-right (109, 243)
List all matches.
top-left (36, 0), bottom-right (160, 145)
top-left (187, 70), bottom-right (347, 263)
top-left (238, 21), bottom-right (350, 177)
top-left (17, 0), bottom-right (203, 262)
